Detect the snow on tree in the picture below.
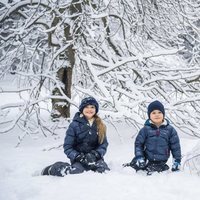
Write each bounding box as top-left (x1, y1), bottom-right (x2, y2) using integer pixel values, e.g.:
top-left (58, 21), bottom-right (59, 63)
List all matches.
top-left (0, 0), bottom-right (200, 173)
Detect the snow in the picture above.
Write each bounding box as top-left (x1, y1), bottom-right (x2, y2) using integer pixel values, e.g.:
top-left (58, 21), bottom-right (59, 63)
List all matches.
top-left (1, 1), bottom-right (200, 199)
top-left (0, 119), bottom-right (200, 200)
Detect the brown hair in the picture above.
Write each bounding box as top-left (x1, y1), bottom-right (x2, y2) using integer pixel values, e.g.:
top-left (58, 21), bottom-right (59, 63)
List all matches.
top-left (94, 114), bottom-right (106, 144)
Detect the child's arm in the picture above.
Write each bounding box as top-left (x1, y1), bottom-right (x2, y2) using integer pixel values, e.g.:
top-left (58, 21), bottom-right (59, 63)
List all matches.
top-left (169, 127), bottom-right (181, 162)
top-left (95, 136), bottom-right (109, 158)
top-left (63, 123), bottom-right (79, 161)
top-left (135, 128), bottom-right (146, 159)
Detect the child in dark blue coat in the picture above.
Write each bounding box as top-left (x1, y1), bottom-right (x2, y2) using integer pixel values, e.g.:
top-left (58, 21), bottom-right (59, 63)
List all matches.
top-left (41, 97), bottom-right (109, 176)
top-left (127, 100), bottom-right (181, 175)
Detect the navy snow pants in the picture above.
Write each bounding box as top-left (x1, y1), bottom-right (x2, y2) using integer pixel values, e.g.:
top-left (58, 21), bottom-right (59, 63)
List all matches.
top-left (42, 159), bottom-right (109, 177)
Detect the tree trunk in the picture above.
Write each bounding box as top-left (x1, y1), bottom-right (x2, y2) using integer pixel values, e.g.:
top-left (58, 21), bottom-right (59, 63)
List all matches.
top-left (51, 66), bottom-right (72, 119)
top-left (51, 0), bottom-right (79, 119)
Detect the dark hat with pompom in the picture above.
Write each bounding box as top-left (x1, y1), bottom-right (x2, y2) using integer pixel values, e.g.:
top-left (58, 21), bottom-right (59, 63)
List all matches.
top-left (147, 100), bottom-right (165, 118)
top-left (79, 97), bottom-right (99, 113)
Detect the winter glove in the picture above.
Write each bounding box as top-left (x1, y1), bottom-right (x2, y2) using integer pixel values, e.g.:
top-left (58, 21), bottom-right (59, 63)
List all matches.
top-left (85, 150), bottom-right (101, 164)
top-left (91, 150), bottom-right (101, 160)
top-left (85, 152), bottom-right (97, 164)
top-left (75, 153), bottom-right (86, 165)
top-left (171, 159), bottom-right (181, 172)
top-left (136, 157), bottom-right (146, 169)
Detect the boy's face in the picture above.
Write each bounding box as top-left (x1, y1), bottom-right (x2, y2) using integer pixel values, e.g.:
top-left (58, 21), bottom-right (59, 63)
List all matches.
top-left (82, 105), bottom-right (96, 120)
top-left (150, 110), bottom-right (164, 125)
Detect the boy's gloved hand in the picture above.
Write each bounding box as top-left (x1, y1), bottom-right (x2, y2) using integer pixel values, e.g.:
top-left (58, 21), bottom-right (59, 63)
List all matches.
top-left (136, 157), bottom-right (146, 169)
top-left (172, 159), bottom-right (181, 172)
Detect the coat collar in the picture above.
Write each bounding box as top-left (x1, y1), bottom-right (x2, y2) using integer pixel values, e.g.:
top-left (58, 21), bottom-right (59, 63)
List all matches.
top-left (144, 118), bottom-right (169, 128)
top-left (73, 112), bottom-right (95, 126)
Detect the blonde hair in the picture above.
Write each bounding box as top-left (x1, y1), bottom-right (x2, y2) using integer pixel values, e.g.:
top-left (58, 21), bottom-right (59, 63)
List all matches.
top-left (94, 114), bottom-right (106, 144)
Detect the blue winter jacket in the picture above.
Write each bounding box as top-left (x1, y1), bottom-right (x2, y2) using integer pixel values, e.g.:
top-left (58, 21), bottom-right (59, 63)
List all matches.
top-left (63, 112), bottom-right (108, 162)
top-left (135, 119), bottom-right (181, 162)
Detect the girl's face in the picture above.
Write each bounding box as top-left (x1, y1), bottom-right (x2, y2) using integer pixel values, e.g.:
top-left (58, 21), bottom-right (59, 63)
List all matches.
top-left (150, 110), bottom-right (164, 126)
top-left (82, 105), bottom-right (96, 120)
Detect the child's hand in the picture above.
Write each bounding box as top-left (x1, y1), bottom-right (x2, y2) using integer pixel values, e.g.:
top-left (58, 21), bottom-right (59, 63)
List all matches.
top-left (136, 157), bottom-right (146, 169)
top-left (171, 160), bottom-right (181, 172)
top-left (85, 152), bottom-right (97, 164)
top-left (91, 150), bottom-right (101, 160)
top-left (75, 153), bottom-right (85, 163)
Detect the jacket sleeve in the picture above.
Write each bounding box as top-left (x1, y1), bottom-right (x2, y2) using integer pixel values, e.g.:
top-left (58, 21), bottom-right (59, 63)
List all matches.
top-left (135, 127), bottom-right (146, 158)
top-left (169, 127), bottom-right (181, 162)
top-left (63, 123), bottom-right (79, 160)
top-left (95, 136), bottom-right (109, 158)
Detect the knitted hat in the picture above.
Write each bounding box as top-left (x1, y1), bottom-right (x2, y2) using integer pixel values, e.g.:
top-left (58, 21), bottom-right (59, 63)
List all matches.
top-left (79, 97), bottom-right (99, 113)
top-left (147, 100), bottom-right (165, 118)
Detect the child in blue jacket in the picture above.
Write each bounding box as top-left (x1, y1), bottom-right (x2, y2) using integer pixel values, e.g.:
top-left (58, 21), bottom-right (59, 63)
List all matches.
top-left (41, 97), bottom-right (109, 176)
top-left (128, 100), bottom-right (181, 175)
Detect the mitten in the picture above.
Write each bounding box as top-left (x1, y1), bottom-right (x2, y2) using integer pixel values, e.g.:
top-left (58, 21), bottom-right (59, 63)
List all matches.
top-left (85, 152), bottom-right (97, 164)
top-left (75, 153), bottom-right (85, 163)
top-left (136, 157), bottom-right (146, 169)
top-left (91, 150), bottom-right (101, 160)
top-left (172, 159), bottom-right (181, 172)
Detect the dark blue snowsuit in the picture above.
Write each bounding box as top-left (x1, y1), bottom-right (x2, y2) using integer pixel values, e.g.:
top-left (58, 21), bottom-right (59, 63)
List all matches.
top-left (63, 112), bottom-right (108, 162)
top-left (42, 113), bottom-right (109, 176)
top-left (131, 119), bottom-right (181, 173)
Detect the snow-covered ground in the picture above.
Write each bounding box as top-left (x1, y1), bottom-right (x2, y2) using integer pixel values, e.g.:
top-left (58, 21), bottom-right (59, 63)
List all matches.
top-left (0, 120), bottom-right (200, 200)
